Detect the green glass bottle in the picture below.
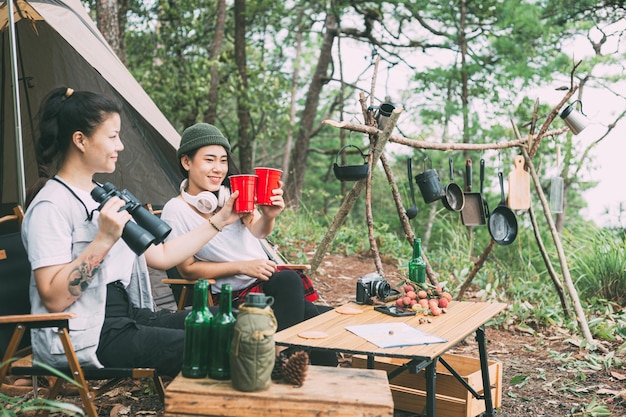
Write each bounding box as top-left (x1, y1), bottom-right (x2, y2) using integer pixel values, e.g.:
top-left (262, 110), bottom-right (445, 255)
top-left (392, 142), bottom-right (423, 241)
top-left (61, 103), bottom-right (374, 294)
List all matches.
top-left (408, 238), bottom-right (426, 284)
top-left (208, 284), bottom-right (236, 380)
top-left (182, 280), bottom-right (213, 378)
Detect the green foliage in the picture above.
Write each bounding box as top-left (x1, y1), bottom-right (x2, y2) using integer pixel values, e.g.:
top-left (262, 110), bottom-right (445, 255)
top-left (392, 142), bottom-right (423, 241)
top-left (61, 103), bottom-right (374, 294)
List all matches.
top-left (0, 360), bottom-right (85, 416)
top-left (564, 225), bottom-right (626, 305)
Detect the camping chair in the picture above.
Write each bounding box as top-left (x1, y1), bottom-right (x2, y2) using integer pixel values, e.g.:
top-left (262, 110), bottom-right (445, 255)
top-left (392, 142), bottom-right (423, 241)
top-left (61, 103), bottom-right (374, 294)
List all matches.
top-left (163, 238), bottom-right (312, 311)
top-left (0, 207), bottom-right (165, 417)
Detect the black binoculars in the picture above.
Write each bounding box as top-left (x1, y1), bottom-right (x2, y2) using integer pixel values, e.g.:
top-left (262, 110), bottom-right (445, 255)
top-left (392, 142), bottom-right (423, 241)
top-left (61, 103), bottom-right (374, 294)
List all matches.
top-left (91, 182), bottom-right (172, 255)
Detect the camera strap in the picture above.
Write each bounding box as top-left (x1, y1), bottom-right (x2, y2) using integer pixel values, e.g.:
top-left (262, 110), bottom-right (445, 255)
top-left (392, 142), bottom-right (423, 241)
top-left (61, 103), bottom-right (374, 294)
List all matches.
top-left (51, 176), bottom-right (97, 221)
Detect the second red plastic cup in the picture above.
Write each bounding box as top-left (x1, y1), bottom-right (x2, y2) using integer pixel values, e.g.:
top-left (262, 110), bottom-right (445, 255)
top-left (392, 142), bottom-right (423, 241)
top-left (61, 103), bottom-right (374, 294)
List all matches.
top-left (229, 174), bottom-right (257, 213)
top-left (254, 167), bottom-right (282, 205)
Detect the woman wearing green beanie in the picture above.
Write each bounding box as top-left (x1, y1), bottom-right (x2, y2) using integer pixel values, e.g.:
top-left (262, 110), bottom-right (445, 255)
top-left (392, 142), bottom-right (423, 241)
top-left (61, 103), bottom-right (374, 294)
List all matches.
top-left (161, 123), bottom-right (337, 366)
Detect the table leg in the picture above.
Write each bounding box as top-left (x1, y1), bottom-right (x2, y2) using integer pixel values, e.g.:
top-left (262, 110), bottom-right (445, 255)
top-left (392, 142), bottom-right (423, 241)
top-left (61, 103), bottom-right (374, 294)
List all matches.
top-left (425, 356), bottom-right (438, 417)
top-left (476, 325), bottom-right (495, 417)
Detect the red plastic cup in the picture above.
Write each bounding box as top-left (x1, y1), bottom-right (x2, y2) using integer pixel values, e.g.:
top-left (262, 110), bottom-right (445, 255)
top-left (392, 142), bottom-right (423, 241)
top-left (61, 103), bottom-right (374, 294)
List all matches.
top-left (254, 167), bottom-right (282, 205)
top-left (229, 174), bottom-right (257, 213)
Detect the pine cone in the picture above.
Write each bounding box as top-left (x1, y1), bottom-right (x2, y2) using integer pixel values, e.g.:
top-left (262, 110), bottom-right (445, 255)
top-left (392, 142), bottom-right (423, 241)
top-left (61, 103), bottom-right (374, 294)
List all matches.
top-left (282, 350), bottom-right (309, 387)
top-left (271, 353), bottom-right (288, 380)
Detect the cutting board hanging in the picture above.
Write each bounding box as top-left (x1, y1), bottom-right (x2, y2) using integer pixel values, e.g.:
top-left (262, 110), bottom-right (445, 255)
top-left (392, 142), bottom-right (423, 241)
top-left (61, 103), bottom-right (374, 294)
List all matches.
top-left (507, 155), bottom-right (530, 210)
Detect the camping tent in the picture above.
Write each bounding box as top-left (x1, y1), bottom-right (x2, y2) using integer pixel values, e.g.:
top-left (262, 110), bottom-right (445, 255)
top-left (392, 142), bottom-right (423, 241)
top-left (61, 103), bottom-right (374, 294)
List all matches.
top-left (1, 0), bottom-right (183, 207)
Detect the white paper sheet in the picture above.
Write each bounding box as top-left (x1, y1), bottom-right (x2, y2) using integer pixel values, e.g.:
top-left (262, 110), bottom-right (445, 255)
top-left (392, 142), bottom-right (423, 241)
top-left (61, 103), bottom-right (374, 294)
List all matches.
top-left (345, 322), bottom-right (447, 348)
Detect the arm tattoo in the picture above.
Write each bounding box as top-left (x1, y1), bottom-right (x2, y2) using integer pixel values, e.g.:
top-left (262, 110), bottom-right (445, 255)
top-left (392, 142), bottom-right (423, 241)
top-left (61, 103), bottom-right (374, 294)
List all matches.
top-left (68, 255), bottom-right (103, 296)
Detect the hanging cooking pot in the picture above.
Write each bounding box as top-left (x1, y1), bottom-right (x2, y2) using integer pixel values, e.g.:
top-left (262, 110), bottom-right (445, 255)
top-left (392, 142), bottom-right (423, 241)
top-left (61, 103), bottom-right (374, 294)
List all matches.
top-left (460, 159), bottom-right (486, 226)
top-left (488, 172), bottom-right (518, 245)
top-left (405, 158), bottom-right (418, 219)
top-left (414, 157), bottom-right (445, 204)
top-left (442, 157), bottom-right (465, 211)
top-left (333, 144), bottom-right (370, 181)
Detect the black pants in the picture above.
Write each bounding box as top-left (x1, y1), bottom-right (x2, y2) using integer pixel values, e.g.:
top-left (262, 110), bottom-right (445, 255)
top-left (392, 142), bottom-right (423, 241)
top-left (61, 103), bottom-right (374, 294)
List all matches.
top-left (261, 271), bottom-right (336, 366)
top-left (96, 281), bottom-right (218, 377)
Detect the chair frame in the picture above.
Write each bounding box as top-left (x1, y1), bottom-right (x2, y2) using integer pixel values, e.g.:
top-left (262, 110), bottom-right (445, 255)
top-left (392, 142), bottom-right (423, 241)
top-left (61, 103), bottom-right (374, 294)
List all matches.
top-left (0, 206), bottom-right (165, 417)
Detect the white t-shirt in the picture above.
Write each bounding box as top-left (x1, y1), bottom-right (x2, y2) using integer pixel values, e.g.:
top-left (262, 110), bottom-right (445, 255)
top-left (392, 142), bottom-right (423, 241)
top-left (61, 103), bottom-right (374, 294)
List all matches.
top-left (160, 197), bottom-right (261, 292)
top-left (23, 181), bottom-right (136, 287)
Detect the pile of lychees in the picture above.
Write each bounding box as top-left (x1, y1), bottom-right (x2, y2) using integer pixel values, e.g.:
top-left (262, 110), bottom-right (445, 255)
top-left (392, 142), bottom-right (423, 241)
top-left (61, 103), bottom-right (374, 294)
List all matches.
top-left (395, 281), bottom-right (453, 316)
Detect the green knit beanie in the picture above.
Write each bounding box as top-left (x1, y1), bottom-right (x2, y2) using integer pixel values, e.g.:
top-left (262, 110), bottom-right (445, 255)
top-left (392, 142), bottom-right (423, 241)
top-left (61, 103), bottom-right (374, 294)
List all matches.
top-left (177, 123), bottom-right (231, 158)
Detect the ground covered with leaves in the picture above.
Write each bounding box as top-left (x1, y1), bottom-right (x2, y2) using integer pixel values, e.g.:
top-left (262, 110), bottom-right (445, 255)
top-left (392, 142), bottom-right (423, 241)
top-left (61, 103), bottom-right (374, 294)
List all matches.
top-left (5, 252), bottom-right (624, 416)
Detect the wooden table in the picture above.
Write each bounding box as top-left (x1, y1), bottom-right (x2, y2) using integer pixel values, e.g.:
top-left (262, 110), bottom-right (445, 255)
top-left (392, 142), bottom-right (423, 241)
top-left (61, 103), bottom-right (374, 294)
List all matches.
top-left (274, 301), bottom-right (507, 417)
top-left (164, 365), bottom-right (394, 417)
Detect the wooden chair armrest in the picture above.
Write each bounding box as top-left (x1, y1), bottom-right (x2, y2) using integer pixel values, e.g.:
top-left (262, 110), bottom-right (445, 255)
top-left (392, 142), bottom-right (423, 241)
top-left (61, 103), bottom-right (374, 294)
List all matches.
top-left (0, 214), bottom-right (18, 224)
top-left (162, 278), bottom-right (216, 285)
top-left (278, 264), bottom-right (311, 271)
top-left (0, 312), bottom-right (76, 324)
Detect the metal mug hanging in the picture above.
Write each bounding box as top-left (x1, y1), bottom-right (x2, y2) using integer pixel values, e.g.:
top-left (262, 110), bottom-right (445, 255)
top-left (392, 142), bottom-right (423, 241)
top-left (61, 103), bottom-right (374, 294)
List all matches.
top-left (367, 102), bottom-right (396, 130)
top-left (560, 99), bottom-right (589, 135)
top-left (414, 157), bottom-right (445, 204)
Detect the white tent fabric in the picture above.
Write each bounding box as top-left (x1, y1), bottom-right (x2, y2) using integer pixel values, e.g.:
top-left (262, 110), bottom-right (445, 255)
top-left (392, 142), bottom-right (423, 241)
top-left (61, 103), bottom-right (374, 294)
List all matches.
top-left (1, 0), bottom-right (183, 206)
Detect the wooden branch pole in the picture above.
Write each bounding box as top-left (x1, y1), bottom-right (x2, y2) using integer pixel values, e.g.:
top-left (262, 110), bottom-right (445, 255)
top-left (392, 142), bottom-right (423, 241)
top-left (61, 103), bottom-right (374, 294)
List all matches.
top-left (517, 126), bottom-right (597, 349)
top-left (379, 154), bottom-right (439, 286)
top-left (323, 120), bottom-right (568, 151)
top-left (366, 138), bottom-right (384, 276)
top-left (527, 206), bottom-right (571, 319)
top-left (511, 120), bottom-right (571, 318)
top-left (309, 108), bottom-right (402, 278)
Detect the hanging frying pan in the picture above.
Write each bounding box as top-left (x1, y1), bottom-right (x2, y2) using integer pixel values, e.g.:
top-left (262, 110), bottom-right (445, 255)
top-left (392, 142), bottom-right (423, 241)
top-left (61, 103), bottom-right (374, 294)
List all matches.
top-left (460, 159), bottom-right (486, 226)
top-left (442, 157), bottom-right (465, 211)
top-left (488, 172), bottom-right (518, 245)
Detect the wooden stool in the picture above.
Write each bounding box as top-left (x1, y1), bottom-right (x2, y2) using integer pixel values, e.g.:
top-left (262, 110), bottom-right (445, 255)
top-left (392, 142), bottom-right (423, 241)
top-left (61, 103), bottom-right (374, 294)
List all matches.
top-left (164, 365), bottom-right (394, 417)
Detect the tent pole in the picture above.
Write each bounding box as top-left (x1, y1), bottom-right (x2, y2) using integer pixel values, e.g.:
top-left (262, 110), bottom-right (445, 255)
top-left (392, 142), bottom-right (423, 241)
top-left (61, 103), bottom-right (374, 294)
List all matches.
top-left (7, 0), bottom-right (26, 207)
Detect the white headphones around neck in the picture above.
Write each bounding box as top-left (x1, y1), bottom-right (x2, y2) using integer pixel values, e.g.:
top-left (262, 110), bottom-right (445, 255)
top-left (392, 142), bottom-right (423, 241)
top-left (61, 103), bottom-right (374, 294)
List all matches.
top-left (180, 179), bottom-right (230, 213)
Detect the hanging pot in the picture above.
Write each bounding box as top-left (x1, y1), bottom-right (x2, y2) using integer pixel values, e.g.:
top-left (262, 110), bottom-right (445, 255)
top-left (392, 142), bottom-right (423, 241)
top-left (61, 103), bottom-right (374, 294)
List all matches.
top-left (441, 157), bottom-right (465, 212)
top-left (405, 158), bottom-right (418, 219)
top-left (333, 144), bottom-right (370, 181)
top-left (488, 172), bottom-right (518, 245)
top-left (414, 157), bottom-right (445, 204)
top-left (460, 159), bottom-right (486, 226)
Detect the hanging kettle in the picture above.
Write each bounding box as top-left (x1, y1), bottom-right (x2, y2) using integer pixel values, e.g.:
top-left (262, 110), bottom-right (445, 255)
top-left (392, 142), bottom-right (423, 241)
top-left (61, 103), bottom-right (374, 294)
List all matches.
top-left (559, 100), bottom-right (589, 135)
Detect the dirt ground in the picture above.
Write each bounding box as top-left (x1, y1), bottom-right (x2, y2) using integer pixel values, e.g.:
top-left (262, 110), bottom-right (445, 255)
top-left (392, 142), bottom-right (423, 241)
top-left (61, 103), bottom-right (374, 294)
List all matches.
top-left (7, 252), bottom-right (625, 416)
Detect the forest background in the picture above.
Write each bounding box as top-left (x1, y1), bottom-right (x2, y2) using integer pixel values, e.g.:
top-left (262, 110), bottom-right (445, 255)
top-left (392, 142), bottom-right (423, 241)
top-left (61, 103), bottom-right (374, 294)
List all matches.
top-left (74, 1), bottom-right (625, 414)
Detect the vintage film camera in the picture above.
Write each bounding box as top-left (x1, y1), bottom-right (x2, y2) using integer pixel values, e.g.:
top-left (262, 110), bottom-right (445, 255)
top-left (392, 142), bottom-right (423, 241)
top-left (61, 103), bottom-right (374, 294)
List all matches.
top-left (91, 182), bottom-right (172, 255)
top-left (355, 272), bottom-right (391, 304)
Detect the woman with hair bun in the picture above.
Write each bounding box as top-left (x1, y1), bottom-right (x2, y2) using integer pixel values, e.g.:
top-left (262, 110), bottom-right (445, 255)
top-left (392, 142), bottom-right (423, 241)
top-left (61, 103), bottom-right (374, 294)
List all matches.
top-left (21, 87), bottom-right (239, 376)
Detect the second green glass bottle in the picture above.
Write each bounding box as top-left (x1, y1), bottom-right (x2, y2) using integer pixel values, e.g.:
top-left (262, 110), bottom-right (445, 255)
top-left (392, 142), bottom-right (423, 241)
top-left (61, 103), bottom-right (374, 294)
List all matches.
top-left (208, 283), bottom-right (236, 380)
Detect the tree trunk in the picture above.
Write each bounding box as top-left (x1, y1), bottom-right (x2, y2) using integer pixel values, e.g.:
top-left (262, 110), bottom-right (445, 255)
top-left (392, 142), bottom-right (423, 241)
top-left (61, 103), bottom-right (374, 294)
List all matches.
top-left (282, 10), bottom-right (304, 183)
top-left (234, 0), bottom-right (252, 172)
top-left (205, 0), bottom-right (227, 125)
top-left (96, 0), bottom-right (127, 63)
top-left (284, 11), bottom-right (337, 207)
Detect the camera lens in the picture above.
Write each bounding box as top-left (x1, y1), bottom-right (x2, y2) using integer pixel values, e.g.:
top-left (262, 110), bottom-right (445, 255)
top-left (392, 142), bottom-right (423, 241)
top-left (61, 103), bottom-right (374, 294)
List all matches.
top-left (373, 279), bottom-right (391, 299)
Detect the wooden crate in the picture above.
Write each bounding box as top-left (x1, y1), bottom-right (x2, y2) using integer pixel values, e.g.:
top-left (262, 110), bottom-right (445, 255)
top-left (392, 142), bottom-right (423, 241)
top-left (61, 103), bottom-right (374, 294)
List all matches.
top-left (164, 365), bottom-right (394, 417)
top-left (352, 353), bottom-right (502, 417)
